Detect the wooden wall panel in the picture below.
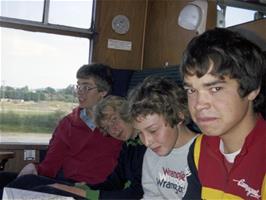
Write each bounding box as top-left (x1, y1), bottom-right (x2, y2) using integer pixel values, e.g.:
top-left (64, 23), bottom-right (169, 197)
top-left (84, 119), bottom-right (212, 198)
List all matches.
top-left (93, 0), bottom-right (217, 70)
top-left (143, 0), bottom-right (217, 68)
top-left (229, 19), bottom-right (266, 51)
top-left (0, 144), bottom-right (47, 173)
top-left (206, 0), bottom-right (217, 31)
top-left (93, 0), bottom-right (147, 70)
top-left (3, 150), bottom-right (39, 172)
top-left (143, 0), bottom-right (195, 68)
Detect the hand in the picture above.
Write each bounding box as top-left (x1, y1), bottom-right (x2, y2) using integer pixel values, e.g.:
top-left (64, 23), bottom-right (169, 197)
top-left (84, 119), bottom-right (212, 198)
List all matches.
top-left (18, 163), bottom-right (38, 177)
top-left (50, 183), bottom-right (86, 197)
top-left (75, 182), bottom-right (88, 189)
top-left (75, 183), bottom-right (99, 200)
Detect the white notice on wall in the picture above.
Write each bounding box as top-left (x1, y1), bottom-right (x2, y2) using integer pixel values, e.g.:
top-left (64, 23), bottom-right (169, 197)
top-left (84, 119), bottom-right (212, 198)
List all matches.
top-left (107, 39), bottom-right (132, 51)
top-left (24, 149), bottom-right (36, 161)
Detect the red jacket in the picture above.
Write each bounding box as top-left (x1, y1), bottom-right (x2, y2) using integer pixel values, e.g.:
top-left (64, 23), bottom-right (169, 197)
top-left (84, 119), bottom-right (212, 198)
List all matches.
top-left (185, 117), bottom-right (266, 199)
top-left (37, 107), bottom-right (122, 184)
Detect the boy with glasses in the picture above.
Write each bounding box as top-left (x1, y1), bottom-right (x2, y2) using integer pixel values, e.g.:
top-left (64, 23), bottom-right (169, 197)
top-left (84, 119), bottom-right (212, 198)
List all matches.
top-left (1, 64), bottom-right (122, 197)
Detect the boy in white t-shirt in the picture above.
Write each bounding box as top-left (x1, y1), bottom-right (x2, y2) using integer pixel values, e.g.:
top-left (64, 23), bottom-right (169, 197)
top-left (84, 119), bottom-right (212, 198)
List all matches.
top-left (128, 76), bottom-right (198, 199)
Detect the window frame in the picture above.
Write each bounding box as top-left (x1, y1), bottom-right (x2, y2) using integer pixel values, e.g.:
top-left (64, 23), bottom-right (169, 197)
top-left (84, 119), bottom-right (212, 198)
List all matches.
top-left (216, 0), bottom-right (266, 28)
top-left (0, 0), bottom-right (95, 146)
top-left (0, 0), bottom-right (95, 39)
top-left (217, 0), bottom-right (266, 14)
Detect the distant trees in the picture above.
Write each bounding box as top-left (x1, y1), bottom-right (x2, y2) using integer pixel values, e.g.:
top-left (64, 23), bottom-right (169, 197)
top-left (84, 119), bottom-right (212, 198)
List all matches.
top-left (0, 85), bottom-right (76, 102)
top-left (1, 110), bottom-right (65, 133)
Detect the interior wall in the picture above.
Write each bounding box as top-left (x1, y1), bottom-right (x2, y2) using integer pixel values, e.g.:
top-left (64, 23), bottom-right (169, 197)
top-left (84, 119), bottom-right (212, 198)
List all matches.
top-left (93, 0), bottom-right (217, 70)
top-left (143, 0), bottom-right (216, 68)
top-left (0, 144), bottom-right (47, 173)
top-left (143, 0), bottom-right (195, 68)
top-left (93, 0), bottom-right (147, 70)
top-left (229, 19), bottom-right (266, 51)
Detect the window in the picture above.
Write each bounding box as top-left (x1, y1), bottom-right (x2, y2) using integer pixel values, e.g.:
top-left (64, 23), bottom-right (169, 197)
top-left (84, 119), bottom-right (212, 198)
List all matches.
top-left (217, 1), bottom-right (266, 28)
top-left (49, 0), bottom-right (92, 28)
top-left (0, 0), bottom-right (94, 144)
top-left (1, 0), bottom-right (44, 21)
top-left (225, 6), bottom-right (256, 27)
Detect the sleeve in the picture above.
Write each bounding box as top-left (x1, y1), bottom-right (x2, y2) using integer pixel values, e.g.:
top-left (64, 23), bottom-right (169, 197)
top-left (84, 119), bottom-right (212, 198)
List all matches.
top-left (91, 144), bottom-right (127, 191)
top-left (36, 118), bottom-right (70, 178)
top-left (183, 139), bottom-right (202, 200)
top-left (141, 150), bottom-right (161, 199)
top-left (91, 144), bottom-right (144, 199)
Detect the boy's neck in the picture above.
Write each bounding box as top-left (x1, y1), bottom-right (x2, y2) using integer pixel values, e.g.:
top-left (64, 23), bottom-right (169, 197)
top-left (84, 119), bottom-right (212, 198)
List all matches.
top-left (221, 112), bottom-right (259, 154)
top-left (174, 124), bottom-right (197, 148)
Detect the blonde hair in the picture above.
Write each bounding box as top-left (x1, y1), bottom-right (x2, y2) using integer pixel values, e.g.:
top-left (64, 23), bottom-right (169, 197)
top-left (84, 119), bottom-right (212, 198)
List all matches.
top-left (94, 95), bottom-right (130, 135)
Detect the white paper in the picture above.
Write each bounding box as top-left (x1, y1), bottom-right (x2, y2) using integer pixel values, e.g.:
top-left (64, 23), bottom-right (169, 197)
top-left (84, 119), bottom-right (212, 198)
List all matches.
top-left (3, 187), bottom-right (74, 200)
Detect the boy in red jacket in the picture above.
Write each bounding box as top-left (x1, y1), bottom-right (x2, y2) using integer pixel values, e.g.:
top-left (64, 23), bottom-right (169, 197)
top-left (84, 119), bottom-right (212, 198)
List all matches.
top-left (0, 64), bottom-right (122, 197)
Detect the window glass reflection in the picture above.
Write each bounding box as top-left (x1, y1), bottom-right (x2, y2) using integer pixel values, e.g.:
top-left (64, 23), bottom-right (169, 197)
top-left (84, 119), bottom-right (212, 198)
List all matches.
top-left (0, 0), bottom-right (44, 21)
top-left (225, 6), bottom-right (256, 27)
top-left (1, 27), bottom-right (89, 144)
top-left (49, 0), bottom-right (93, 28)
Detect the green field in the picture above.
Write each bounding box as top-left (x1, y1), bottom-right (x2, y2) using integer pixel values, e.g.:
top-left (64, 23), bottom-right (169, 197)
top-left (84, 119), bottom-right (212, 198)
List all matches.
top-left (0, 100), bottom-right (77, 134)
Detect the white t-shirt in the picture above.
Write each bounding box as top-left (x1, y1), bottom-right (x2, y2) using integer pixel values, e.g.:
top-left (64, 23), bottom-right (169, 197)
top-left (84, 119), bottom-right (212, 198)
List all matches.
top-left (219, 139), bottom-right (241, 163)
top-left (141, 135), bottom-right (197, 200)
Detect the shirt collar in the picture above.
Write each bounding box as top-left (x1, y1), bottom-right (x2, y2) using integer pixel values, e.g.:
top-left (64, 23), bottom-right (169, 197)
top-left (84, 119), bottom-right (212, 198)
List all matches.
top-left (80, 108), bottom-right (96, 130)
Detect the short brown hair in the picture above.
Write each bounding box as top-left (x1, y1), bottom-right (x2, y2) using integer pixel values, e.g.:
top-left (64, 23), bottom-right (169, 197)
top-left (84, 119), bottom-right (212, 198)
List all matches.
top-left (94, 95), bottom-right (130, 134)
top-left (76, 63), bottom-right (113, 93)
top-left (128, 76), bottom-right (189, 127)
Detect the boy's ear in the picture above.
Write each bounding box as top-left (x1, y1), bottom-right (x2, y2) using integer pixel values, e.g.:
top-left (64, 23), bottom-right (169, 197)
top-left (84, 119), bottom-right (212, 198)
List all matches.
top-left (178, 112), bottom-right (185, 125)
top-left (247, 87), bottom-right (261, 101)
top-left (100, 91), bottom-right (108, 98)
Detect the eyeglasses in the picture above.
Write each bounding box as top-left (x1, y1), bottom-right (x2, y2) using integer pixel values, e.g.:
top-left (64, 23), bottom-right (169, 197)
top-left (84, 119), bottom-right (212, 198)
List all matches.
top-left (75, 84), bottom-right (97, 93)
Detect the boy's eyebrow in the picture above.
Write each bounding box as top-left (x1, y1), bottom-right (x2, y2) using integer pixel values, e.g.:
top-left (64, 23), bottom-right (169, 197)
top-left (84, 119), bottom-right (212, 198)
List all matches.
top-left (183, 80), bottom-right (226, 88)
top-left (144, 123), bottom-right (159, 130)
top-left (133, 123), bottom-right (157, 131)
top-left (202, 80), bottom-right (226, 87)
top-left (183, 82), bottom-right (191, 87)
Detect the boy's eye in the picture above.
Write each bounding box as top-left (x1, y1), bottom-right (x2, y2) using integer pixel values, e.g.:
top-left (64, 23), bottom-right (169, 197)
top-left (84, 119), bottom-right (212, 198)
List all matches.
top-left (149, 129), bottom-right (157, 134)
top-left (210, 87), bottom-right (222, 93)
top-left (185, 88), bottom-right (195, 94)
top-left (111, 116), bottom-right (117, 122)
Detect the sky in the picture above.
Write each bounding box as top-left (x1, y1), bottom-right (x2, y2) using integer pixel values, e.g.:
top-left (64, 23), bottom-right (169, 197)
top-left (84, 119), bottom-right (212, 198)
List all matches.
top-left (0, 1), bottom-right (257, 90)
top-left (1, 0), bottom-right (92, 89)
top-left (1, 27), bottom-right (90, 89)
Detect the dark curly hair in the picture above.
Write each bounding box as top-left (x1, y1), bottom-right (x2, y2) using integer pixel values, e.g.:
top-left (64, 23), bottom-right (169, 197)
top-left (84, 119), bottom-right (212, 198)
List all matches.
top-left (180, 28), bottom-right (266, 115)
top-left (128, 76), bottom-right (189, 127)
